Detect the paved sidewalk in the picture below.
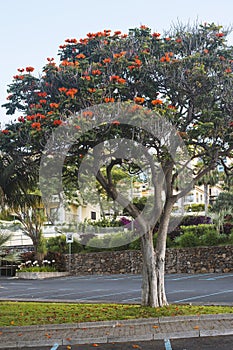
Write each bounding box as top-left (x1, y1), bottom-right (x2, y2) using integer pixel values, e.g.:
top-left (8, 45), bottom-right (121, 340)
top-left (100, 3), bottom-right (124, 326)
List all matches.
top-left (0, 314), bottom-right (233, 349)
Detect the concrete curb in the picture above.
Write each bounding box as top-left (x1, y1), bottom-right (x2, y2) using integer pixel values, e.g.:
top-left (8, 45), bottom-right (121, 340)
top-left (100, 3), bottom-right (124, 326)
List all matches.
top-left (0, 314), bottom-right (233, 348)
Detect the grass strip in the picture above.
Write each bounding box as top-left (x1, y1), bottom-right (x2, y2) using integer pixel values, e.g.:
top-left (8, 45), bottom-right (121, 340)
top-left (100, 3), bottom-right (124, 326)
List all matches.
top-left (0, 302), bottom-right (232, 327)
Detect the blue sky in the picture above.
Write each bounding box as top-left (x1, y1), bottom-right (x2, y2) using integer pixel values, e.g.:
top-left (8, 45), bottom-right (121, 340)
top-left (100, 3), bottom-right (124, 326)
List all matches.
top-left (0, 0), bottom-right (233, 126)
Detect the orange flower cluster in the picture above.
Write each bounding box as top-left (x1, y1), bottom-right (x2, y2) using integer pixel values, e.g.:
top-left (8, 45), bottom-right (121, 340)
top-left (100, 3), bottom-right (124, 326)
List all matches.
top-left (92, 69), bottom-right (102, 75)
top-left (88, 88), bottom-right (96, 93)
top-left (113, 51), bottom-right (127, 59)
top-left (128, 57), bottom-right (142, 70)
top-left (30, 103), bottom-right (42, 109)
top-left (216, 33), bottom-right (224, 38)
top-left (66, 88), bottom-right (78, 98)
top-left (37, 92), bottom-right (47, 97)
top-left (50, 103), bottom-right (60, 109)
top-left (39, 99), bottom-right (47, 104)
top-left (1, 129), bottom-right (9, 134)
top-left (152, 32), bottom-right (160, 38)
top-left (61, 60), bottom-right (77, 67)
top-left (26, 113), bottom-right (46, 120)
top-left (31, 122), bottom-right (41, 130)
top-left (53, 119), bottom-right (62, 126)
top-left (58, 87), bottom-right (67, 93)
top-left (82, 75), bottom-right (91, 80)
top-left (225, 68), bottom-right (232, 73)
top-left (59, 44), bottom-right (67, 49)
top-left (112, 120), bottom-right (120, 125)
top-left (79, 38), bottom-right (89, 45)
top-left (110, 75), bottom-right (126, 84)
top-left (160, 52), bottom-right (173, 62)
top-left (13, 75), bottom-right (24, 80)
top-left (26, 66), bottom-right (34, 72)
top-left (103, 58), bottom-right (111, 64)
top-left (104, 97), bottom-right (115, 103)
top-left (109, 75), bottom-right (126, 84)
top-left (76, 53), bottom-right (86, 59)
top-left (134, 96), bottom-right (145, 104)
top-left (82, 111), bottom-right (94, 117)
top-left (65, 38), bottom-right (78, 44)
top-left (151, 99), bottom-right (163, 105)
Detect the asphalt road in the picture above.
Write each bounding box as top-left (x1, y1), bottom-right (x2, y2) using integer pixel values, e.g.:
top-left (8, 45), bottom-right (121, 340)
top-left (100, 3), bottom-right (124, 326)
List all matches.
top-left (2, 336), bottom-right (233, 350)
top-left (0, 272), bottom-right (233, 304)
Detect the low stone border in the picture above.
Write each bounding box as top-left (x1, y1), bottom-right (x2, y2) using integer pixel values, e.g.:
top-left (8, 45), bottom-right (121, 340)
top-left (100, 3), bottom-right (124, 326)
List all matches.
top-left (15, 271), bottom-right (70, 279)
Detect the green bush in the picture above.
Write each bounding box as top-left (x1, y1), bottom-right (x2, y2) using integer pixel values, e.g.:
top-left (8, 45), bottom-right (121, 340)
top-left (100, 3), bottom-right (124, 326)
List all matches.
top-left (46, 235), bottom-right (83, 254)
top-left (18, 266), bottom-right (56, 272)
top-left (184, 203), bottom-right (205, 212)
top-left (199, 231), bottom-right (220, 246)
top-left (175, 232), bottom-right (200, 247)
top-left (129, 238), bottom-right (141, 250)
top-left (180, 224), bottom-right (216, 236)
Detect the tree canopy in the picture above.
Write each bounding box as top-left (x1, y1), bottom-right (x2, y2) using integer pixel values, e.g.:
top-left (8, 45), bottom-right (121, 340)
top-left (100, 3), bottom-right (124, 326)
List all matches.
top-left (0, 22), bottom-right (232, 307)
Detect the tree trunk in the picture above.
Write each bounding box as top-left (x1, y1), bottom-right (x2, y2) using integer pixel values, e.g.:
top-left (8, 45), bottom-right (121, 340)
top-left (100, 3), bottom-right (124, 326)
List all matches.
top-left (204, 183), bottom-right (209, 217)
top-left (141, 228), bottom-right (158, 307)
top-left (155, 200), bottom-right (174, 306)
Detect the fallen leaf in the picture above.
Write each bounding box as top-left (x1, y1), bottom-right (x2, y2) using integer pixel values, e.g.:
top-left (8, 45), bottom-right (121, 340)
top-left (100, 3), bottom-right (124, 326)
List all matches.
top-left (0, 332), bottom-right (2, 335)
top-left (132, 345), bottom-right (140, 349)
top-left (10, 321), bottom-right (14, 325)
top-left (66, 337), bottom-right (71, 341)
top-left (194, 326), bottom-right (199, 330)
top-left (92, 344), bottom-right (99, 347)
top-left (17, 333), bottom-right (22, 337)
top-left (67, 346), bottom-right (71, 350)
top-left (153, 325), bottom-right (159, 329)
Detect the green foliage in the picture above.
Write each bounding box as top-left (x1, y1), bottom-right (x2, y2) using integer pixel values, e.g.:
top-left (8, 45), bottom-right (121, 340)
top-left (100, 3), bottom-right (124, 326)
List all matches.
top-left (86, 231), bottom-right (134, 251)
top-left (18, 266), bottom-right (56, 272)
top-left (184, 204), bottom-right (205, 212)
top-left (174, 224), bottom-right (231, 247)
top-left (211, 192), bottom-right (233, 213)
top-left (0, 301), bottom-right (232, 327)
top-left (175, 232), bottom-right (200, 247)
top-left (180, 224), bottom-right (216, 236)
top-left (199, 231), bottom-right (223, 246)
top-left (46, 234), bottom-right (83, 254)
top-left (88, 218), bottom-right (122, 228)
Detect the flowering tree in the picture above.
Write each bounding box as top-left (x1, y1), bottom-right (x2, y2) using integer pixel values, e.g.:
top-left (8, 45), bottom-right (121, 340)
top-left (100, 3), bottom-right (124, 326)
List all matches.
top-left (1, 23), bottom-right (233, 306)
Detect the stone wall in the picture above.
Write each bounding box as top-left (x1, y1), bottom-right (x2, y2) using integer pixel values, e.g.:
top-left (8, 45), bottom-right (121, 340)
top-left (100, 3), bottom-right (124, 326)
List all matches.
top-left (65, 245), bottom-right (233, 275)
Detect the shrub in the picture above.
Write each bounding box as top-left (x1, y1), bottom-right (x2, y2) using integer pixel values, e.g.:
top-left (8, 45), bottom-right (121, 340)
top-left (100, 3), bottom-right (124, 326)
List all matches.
top-left (180, 224), bottom-right (216, 237)
top-left (46, 234), bottom-right (83, 254)
top-left (184, 203), bottom-right (205, 212)
top-left (199, 231), bottom-right (221, 246)
top-left (175, 232), bottom-right (200, 247)
top-left (129, 238), bottom-right (141, 250)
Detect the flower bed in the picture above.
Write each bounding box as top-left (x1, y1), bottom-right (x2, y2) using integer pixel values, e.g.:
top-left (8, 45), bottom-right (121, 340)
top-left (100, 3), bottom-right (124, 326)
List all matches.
top-left (16, 271), bottom-right (70, 279)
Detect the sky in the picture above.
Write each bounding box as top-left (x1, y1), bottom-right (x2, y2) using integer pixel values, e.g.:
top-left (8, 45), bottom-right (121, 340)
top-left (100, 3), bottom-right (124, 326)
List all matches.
top-left (0, 0), bottom-right (233, 127)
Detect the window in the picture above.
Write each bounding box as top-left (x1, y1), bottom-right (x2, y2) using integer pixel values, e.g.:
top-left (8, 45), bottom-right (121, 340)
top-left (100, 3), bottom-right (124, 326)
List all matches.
top-left (91, 211), bottom-right (96, 220)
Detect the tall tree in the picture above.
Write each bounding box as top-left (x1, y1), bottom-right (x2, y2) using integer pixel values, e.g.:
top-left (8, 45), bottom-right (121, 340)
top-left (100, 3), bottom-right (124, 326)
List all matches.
top-left (1, 23), bottom-right (232, 306)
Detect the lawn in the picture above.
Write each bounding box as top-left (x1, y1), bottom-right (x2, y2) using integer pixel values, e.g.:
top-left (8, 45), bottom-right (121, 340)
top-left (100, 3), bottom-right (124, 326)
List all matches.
top-left (0, 302), bottom-right (232, 327)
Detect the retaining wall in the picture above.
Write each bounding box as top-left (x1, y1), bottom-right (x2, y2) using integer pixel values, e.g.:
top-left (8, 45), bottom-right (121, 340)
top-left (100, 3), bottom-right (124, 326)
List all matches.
top-left (65, 245), bottom-right (233, 275)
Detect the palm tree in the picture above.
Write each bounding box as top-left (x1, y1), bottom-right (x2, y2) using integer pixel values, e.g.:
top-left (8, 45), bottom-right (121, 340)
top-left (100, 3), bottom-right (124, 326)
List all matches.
top-left (0, 154), bottom-right (46, 260)
top-left (196, 168), bottom-right (219, 217)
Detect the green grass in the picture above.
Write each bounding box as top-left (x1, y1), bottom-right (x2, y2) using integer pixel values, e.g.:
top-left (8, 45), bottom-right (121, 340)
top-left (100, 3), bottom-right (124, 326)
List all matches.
top-left (0, 302), bottom-right (232, 327)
